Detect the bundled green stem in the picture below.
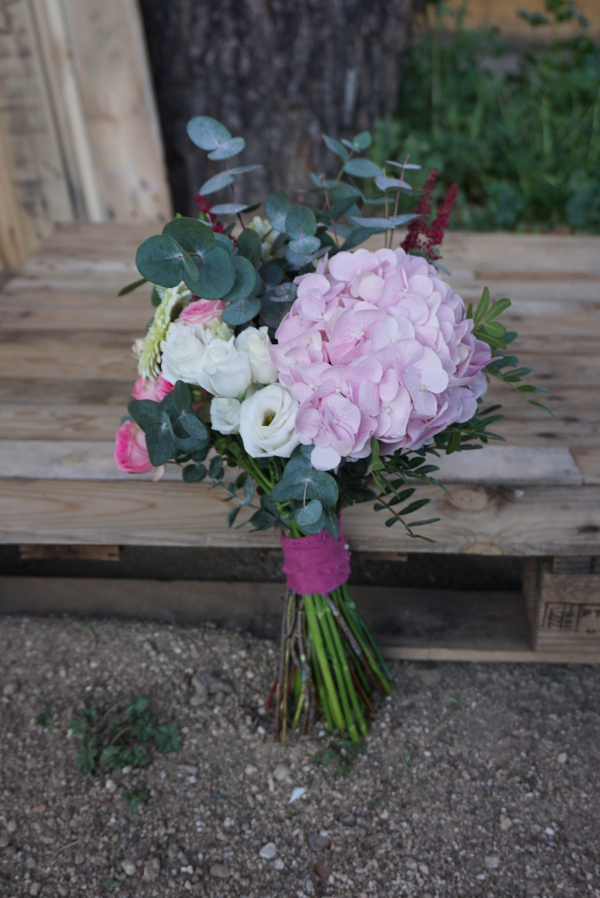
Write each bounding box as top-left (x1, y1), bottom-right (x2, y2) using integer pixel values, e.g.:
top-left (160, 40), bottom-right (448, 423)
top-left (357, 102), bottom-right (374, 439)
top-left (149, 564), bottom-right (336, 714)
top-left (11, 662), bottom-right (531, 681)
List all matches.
top-left (274, 585), bottom-right (392, 742)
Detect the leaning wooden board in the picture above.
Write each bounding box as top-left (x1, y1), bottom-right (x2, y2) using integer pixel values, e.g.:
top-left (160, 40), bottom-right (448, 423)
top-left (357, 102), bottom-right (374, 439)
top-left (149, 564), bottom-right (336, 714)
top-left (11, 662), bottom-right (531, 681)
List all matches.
top-left (1, 224), bottom-right (600, 661)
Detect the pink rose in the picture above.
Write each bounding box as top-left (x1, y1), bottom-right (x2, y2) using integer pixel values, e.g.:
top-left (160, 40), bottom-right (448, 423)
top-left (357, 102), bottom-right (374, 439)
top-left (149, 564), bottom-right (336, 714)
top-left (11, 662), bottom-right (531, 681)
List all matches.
top-left (132, 374), bottom-right (174, 401)
top-left (114, 420), bottom-right (153, 474)
top-left (180, 299), bottom-right (225, 328)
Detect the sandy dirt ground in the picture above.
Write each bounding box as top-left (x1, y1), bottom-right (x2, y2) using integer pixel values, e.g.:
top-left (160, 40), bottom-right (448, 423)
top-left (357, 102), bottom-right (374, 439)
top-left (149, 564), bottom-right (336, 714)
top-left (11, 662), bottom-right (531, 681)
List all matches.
top-left (1, 615), bottom-right (599, 898)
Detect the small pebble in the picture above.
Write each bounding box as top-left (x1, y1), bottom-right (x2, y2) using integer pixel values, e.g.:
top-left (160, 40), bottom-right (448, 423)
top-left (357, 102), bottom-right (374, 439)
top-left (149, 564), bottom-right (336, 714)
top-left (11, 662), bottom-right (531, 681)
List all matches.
top-left (122, 859), bottom-right (136, 876)
top-left (105, 779), bottom-right (117, 793)
top-left (273, 763), bottom-right (291, 782)
top-left (143, 858), bottom-right (161, 882)
top-left (340, 813), bottom-right (356, 827)
top-left (500, 815), bottom-right (512, 831)
top-left (557, 752), bottom-right (567, 764)
top-left (316, 857), bottom-right (333, 879)
top-left (307, 833), bottom-right (331, 852)
top-left (274, 858), bottom-right (284, 870)
top-left (259, 841), bottom-right (277, 860)
top-left (209, 863), bottom-right (230, 879)
top-left (485, 855), bottom-right (500, 869)
top-left (6, 820), bottom-right (17, 834)
top-left (289, 786), bottom-right (306, 803)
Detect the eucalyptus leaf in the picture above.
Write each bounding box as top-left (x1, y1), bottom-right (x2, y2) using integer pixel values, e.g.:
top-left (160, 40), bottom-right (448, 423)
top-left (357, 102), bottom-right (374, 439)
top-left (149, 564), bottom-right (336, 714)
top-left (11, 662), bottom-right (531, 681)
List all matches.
top-left (214, 232), bottom-right (234, 255)
top-left (209, 203), bottom-right (249, 215)
top-left (295, 499), bottom-right (323, 527)
top-left (321, 133), bottom-right (348, 161)
top-left (136, 235), bottom-right (198, 288)
top-left (163, 217), bottom-right (216, 264)
top-left (187, 116), bottom-right (232, 150)
top-left (184, 246), bottom-right (235, 299)
top-left (328, 196), bottom-right (359, 220)
top-left (374, 175), bottom-right (410, 191)
top-left (222, 295), bottom-right (262, 326)
top-left (352, 131), bottom-right (372, 151)
top-left (268, 282), bottom-right (297, 303)
top-left (199, 171), bottom-right (235, 195)
top-left (343, 158), bottom-right (382, 179)
top-left (265, 192), bottom-right (291, 232)
top-left (260, 261), bottom-right (285, 287)
top-left (182, 463), bottom-right (207, 483)
top-left (221, 255), bottom-right (256, 303)
top-left (227, 165), bottom-right (263, 176)
top-left (207, 137), bottom-right (245, 160)
top-left (127, 399), bottom-right (161, 433)
top-left (288, 235), bottom-right (321, 255)
top-left (386, 160), bottom-right (421, 170)
top-left (179, 410), bottom-right (209, 441)
top-left (173, 380), bottom-right (192, 413)
top-left (285, 206), bottom-right (317, 240)
top-left (145, 422), bottom-right (176, 466)
top-left (341, 227), bottom-right (385, 251)
top-left (236, 228), bottom-right (262, 268)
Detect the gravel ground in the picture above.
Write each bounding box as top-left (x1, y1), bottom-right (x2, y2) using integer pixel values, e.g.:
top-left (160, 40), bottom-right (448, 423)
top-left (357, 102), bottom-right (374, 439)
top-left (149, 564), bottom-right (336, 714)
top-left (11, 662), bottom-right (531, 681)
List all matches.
top-left (1, 615), bottom-right (599, 898)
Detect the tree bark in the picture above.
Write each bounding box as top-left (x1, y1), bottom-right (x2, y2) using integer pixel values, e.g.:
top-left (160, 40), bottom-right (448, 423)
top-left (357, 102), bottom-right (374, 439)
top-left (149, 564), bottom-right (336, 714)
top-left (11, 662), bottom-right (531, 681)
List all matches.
top-left (139, 0), bottom-right (423, 215)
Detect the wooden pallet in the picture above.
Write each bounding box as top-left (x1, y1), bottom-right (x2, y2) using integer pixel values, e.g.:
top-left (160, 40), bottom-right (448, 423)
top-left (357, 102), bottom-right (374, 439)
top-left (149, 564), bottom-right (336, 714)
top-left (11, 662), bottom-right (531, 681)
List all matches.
top-left (1, 224), bottom-right (599, 661)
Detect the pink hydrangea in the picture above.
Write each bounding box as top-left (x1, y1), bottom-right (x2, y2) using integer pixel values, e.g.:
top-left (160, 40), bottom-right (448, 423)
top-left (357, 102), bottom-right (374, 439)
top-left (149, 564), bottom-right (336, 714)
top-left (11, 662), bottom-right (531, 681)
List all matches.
top-left (272, 247), bottom-right (491, 470)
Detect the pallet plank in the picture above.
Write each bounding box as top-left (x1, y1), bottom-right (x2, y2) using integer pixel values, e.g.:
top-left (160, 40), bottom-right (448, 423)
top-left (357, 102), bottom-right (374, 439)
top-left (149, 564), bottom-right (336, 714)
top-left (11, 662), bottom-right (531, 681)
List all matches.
top-left (1, 478), bottom-right (599, 555)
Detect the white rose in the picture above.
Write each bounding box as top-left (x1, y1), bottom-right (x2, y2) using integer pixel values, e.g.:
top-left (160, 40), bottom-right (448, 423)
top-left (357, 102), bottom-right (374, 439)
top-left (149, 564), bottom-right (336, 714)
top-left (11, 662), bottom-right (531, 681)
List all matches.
top-left (235, 326), bottom-right (278, 385)
top-left (210, 397), bottom-right (241, 434)
top-left (196, 336), bottom-right (252, 398)
top-left (239, 383), bottom-right (300, 458)
top-left (160, 321), bottom-right (206, 386)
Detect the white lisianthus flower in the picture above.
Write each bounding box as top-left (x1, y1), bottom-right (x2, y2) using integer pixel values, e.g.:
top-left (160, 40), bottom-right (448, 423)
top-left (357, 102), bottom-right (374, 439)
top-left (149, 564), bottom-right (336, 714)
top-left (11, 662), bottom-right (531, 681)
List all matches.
top-left (196, 336), bottom-right (252, 398)
top-left (235, 326), bottom-right (278, 385)
top-left (239, 383), bottom-right (300, 458)
top-left (160, 321), bottom-right (205, 386)
top-left (210, 397), bottom-right (241, 434)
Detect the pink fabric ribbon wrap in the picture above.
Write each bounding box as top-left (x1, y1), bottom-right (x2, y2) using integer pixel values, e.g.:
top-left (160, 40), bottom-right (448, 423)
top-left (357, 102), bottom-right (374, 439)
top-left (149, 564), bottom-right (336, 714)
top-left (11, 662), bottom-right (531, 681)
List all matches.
top-left (280, 522), bottom-right (351, 595)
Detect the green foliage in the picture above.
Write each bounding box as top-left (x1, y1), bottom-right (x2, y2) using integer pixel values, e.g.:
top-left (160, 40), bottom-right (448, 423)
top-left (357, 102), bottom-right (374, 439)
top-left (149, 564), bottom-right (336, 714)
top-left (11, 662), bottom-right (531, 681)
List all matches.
top-left (69, 696), bottom-right (181, 776)
top-left (373, 0), bottom-right (600, 232)
top-left (121, 788), bottom-right (149, 810)
top-left (311, 737), bottom-right (367, 777)
top-left (35, 711), bottom-right (52, 728)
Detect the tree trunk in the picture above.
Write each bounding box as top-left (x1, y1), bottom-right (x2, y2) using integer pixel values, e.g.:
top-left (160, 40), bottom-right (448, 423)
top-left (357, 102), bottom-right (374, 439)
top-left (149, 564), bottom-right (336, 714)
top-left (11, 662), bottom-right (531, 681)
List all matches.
top-left (139, 0), bottom-right (422, 215)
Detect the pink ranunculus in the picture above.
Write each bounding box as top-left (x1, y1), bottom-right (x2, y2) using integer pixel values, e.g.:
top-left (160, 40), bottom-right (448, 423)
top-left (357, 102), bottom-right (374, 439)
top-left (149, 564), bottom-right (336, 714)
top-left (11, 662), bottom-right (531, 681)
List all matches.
top-left (114, 420), bottom-right (153, 474)
top-left (132, 374), bottom-right (174, 401)
top-left (180, 299), bottom-right (226, 328)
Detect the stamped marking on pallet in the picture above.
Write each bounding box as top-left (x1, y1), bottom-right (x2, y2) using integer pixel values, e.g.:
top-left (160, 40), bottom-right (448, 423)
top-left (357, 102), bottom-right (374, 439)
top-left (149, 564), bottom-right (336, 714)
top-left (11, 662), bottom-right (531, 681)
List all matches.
top-left (541, 602), bottom-right (600, 634)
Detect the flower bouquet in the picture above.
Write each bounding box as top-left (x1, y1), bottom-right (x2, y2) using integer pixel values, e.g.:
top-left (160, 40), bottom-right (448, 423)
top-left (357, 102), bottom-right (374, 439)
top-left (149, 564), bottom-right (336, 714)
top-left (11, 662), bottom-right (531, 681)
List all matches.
top-left (115, 117), bottom-right (545, 741)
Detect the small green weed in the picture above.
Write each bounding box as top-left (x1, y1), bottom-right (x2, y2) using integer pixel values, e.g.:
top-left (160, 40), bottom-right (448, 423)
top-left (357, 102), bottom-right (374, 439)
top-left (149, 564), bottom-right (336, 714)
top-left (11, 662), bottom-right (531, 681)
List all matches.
top-left (121, 788), bottom-right (149, 810)
top-left (400, 745), bottom-right (412, 768)
top-left (101, 880), bottom-right (119, 892)
top-left (311, 737), bottom-right (366, 777)
top-left (447, 697), bottom-right (462, 711)
top-left (35, 711), bottom-right (52, 728)
top-left (69, 696), bottom-right (181, 776)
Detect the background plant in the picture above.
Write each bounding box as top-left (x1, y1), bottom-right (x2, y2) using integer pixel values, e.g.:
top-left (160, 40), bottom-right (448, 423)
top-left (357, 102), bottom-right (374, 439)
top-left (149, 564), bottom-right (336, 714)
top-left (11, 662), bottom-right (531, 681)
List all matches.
top-left (373, 0), bottom-right (600, 232)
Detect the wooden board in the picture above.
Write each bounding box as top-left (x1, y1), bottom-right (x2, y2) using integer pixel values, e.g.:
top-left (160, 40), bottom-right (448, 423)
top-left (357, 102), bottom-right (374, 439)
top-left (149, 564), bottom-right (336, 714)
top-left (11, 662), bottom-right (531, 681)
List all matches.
top-left (0, 4), bottom-right (171, 270)
top-left (524, 558), bottom-right (600, 654)
top-left (1, 576), bottom-right (597, 663)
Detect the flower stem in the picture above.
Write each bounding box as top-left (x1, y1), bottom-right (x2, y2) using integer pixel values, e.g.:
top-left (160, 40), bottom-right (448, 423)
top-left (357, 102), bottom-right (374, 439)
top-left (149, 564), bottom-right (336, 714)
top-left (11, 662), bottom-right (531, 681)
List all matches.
top-left (314, 594), bottom-right (359, 741)
top-left (304, 594), bottom-right (345, 732)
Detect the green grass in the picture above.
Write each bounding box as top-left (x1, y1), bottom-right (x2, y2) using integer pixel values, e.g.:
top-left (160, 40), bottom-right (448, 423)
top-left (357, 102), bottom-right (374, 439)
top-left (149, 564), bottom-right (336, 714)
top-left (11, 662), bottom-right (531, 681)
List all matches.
top-left (374, 0), bottom-right (600, 232)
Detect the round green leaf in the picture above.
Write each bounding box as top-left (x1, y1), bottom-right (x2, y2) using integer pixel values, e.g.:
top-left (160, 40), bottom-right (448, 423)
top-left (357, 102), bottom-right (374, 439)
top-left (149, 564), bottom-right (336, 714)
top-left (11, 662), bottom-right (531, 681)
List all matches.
top-left (236, 228), bottom-right (262, 268)
top-left (321, 133), bottom-right (348, 161)
top-left (184, 247), bottom-right (235, 299)
top-left (145, 422), bottom-right (176, 466)
top-left (352, 131), bottom-right (372, 151)
top-left (222, 295), bottom-right (262, 326)
top-left (207, 137), bottom-right (245, 160)
top-left (227, 165), bottom-right (263, 176)
top-left (295, 499), bottom-right (323, 527)
top-left (163, 218), bottom-right (215, 258)
top-left (199, 171), bottom-right (236, 195)
top-left (285, 206), bottom-right (317, 240)
top-left (179, 410), bottom-right (209, 441)
top-left (288, 236), bottom-right (321, 255)
top-left (127, 399), bottom-right (161, 433)
top-left (214, 232), bottom-right (234, 255)
top-left (136, 235), bottom-right (188, 288)
top-left (265, 192), bottom-right (291, 232)
top-left (187, 116), bottom-right (232, 150)
top-left (221, 255), bottom-right (256, 303)
top-left (183, 463), bottom-right (207, 483)
top-left (343, 158), bottom-right (382, 179)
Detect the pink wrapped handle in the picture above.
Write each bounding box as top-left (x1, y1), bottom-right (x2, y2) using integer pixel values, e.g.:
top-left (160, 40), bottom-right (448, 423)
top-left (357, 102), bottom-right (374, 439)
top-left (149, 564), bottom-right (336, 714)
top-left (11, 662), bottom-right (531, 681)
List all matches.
top-left (280, 520), bottom-right (351, 595)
